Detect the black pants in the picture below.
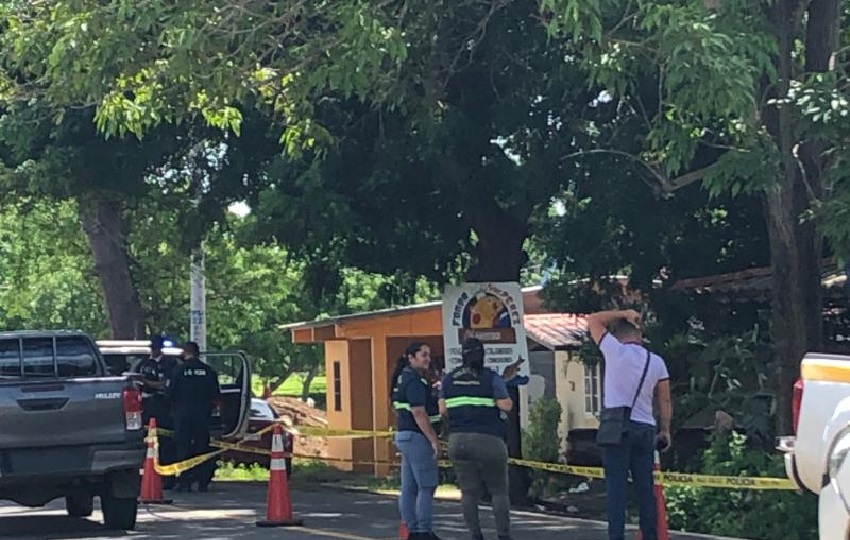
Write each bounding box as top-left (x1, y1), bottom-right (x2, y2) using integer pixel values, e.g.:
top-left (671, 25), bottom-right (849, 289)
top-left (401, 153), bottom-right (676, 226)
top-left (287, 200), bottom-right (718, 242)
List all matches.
top-left (448, 432), bottom-right (511, 540)
top-left (174, 413), bottom-right (213, 487)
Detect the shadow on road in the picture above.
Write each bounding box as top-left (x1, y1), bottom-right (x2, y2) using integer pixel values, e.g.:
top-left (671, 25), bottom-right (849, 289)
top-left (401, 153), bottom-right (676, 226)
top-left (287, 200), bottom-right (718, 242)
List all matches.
top-left (0, 515), bottom-right (128, 539)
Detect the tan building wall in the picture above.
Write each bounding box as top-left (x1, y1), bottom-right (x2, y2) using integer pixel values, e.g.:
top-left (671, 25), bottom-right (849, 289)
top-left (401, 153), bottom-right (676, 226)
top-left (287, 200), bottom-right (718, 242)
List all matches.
top-left (556, 351), bottom-right (601, 440)
top-left (521, 350), bottom-right (600, 452)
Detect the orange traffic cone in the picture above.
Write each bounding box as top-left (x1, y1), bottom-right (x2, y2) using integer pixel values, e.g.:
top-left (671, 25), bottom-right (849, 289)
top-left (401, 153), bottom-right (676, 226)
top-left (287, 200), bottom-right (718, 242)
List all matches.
top-left (140, 418), bottom-right (173, 505)
top-left (256, 424), bottom-right (303, 527)
top-left (398, 520), bottom-right (408, 539)
top-left (637, 450), bottom-right (669, 540)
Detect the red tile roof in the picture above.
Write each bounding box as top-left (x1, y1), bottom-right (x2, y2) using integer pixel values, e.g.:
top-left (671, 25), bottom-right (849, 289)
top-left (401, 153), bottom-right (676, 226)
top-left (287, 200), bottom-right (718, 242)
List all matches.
top-left (523, 313), bottom-right (587, 350)
top-left (671, 258), bottom-right (841, 297)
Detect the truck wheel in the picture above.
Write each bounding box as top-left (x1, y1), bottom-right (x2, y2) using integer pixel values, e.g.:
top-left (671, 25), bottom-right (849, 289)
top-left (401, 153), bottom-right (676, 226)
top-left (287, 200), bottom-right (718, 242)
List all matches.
top-left (101, 494), bottom-right (138, 530)
top-left (66, 495), bottom-right (94, 518)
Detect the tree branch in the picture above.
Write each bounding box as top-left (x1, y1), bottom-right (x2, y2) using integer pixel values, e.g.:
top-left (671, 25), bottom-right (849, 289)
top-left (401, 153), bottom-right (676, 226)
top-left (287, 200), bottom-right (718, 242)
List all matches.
top-left (559, 149), bottom-right (720, 193)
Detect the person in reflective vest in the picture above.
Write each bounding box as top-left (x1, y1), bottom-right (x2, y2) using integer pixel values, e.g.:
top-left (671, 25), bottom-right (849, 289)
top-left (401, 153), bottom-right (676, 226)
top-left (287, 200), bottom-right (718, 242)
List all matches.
top-left (439, 338), bottom-right (521, 540)
top-left (391, 341), bottom-right (442, 540)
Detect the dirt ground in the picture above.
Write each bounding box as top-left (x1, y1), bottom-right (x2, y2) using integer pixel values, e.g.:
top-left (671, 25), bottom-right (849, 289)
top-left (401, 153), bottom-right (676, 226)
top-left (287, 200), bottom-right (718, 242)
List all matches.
top-left (267, 396), bottom-right (329, 458)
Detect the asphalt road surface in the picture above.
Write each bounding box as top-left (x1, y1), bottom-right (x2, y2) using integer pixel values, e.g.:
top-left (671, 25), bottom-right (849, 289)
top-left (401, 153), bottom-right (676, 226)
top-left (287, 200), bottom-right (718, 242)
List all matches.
top-left (0, 482), bottom-right (745, 540)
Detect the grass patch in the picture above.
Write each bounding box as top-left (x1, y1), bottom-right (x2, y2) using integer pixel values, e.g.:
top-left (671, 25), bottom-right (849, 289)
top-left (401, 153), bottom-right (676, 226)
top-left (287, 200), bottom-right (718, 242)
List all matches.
top-left (290, 459), bottom-right (352, 484)
top-left (214, 458), bottom-right (368, 486)
top-left (215, 461), bottom-right (269, 482)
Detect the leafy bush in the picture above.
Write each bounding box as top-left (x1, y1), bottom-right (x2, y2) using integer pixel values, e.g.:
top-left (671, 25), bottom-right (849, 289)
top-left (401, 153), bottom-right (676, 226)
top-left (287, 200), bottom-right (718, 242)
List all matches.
top-left (522, 398), bottom-right (564, 499)
top-left (665, 432), bottom-right (817, 540)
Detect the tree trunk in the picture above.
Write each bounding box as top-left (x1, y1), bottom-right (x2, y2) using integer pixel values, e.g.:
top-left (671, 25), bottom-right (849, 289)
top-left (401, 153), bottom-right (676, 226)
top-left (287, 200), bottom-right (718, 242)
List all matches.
top-left (761, 0), bottom-right (836, 434)
top-left (464, 198), bottom-right (531, 505)
top-left (795, 0), bottom-right (839, 352)
top-left (79, 194), bottom-right (145, 339)
top-left (302, 365), bottom-right (319, 401)
top-left (267, 373), bottom-right (293, 395)
top-left (763, 191), bottom-right (809, 435)
top-left (464, 197), bottom-right (530, 282)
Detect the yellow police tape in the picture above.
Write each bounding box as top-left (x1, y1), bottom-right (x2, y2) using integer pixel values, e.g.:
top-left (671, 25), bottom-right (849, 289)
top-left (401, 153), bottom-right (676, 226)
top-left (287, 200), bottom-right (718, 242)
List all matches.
top-left (148, 422), bottom-right (281, 476)
top-left (145, 424), bottom-right (796, 489)
top-left (291, 426), bottom-right (395, 438)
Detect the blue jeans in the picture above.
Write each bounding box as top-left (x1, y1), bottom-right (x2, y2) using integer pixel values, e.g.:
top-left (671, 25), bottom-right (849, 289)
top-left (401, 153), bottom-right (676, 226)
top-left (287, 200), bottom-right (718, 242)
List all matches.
top-left (395, 431), bottom-right (438, 533)
top-left (602, 421), bottom-right (657, 540)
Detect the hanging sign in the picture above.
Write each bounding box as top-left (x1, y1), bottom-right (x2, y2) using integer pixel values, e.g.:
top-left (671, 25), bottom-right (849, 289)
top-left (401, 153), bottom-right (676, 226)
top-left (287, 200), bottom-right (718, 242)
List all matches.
top-left (442, 282), bottom-right (529, 383)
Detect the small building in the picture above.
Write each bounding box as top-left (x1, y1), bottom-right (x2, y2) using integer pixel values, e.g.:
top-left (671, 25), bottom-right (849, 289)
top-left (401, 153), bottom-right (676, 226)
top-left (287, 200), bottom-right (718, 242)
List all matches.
top-left (522, 313), bottom-right (599, 441)
top-left (280, 287), bottom-right (598, 475)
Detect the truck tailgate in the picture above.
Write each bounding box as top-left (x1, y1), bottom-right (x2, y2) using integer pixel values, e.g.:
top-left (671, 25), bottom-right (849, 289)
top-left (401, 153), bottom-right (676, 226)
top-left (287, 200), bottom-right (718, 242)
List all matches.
top-left (0, 378), bottom-right (130, 449)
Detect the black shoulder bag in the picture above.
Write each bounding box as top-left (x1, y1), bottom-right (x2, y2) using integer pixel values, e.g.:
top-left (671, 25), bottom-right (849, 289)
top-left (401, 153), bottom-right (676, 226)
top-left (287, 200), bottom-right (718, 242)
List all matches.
top-left (596, 349), bottom-right (651, 447)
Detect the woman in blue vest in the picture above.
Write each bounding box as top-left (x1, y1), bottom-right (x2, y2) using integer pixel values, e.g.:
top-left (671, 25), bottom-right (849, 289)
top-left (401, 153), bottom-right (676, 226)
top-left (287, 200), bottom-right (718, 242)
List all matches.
top-left (391, 341), bottom-right (442, 540)
top-left (439, 338), bottom-right (520, 540)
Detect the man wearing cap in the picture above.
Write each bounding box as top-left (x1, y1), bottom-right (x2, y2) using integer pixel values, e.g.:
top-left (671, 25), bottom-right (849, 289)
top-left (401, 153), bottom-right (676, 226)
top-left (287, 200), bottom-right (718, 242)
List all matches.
top-left (439, 338), bottom-right (522, 540)
top-left (169, 341), bottom-right (221, 493)
top-left (133, 335), bottom-right (180, 488)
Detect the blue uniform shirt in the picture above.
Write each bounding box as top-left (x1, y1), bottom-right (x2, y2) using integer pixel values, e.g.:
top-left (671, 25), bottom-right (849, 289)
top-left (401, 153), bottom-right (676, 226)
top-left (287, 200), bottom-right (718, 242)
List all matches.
top-left (440, 367), bottom-right (509, 440)
top-left (392, 367), bottom-right (440, 433)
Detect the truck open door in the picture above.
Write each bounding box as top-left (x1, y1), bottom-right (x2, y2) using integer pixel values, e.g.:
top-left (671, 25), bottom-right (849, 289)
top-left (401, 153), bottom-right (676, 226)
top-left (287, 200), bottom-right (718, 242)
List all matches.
top-left (204, 351), bottom-right (252, 439)
top-left (95, 341), bottom-right (253, 441)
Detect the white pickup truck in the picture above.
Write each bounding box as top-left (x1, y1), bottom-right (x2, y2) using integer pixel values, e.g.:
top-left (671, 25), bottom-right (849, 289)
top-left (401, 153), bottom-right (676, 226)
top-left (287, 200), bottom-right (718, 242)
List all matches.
top-left (778, 352), bottom-right (850, 539)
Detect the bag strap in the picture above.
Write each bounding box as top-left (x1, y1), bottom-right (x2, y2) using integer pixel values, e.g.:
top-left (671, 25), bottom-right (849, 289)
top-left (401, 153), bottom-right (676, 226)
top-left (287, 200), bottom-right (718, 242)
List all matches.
top-left (629, 349), bottom-right (652, 410)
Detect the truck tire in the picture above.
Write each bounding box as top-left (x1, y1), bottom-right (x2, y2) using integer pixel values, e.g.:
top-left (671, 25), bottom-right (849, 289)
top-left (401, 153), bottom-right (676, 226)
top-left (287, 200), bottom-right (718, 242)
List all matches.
top-left (101, 494), bottom-right (138, 530)
top-left (66, 495), bottom-right (94, 518)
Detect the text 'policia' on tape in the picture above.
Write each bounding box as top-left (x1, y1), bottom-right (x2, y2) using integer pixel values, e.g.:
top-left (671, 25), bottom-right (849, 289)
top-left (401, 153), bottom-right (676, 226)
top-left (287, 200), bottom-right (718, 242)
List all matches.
top-left (146, 424), bottom-right (796, 489)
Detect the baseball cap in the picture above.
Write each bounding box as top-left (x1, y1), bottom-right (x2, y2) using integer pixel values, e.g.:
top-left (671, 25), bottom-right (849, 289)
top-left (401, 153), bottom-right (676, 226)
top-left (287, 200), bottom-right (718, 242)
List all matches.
top-left (150, 335), bottom-right (166, 350)
top-left (461, 338), bottom-right (484, 355)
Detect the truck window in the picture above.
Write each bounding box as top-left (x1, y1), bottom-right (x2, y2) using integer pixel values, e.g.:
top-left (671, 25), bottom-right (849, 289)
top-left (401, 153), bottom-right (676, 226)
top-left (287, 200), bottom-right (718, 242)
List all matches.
top-left (22, 338), bottom-right (55, 378)
top-left (0, 339), bottom-right (20, 377)
top-left (56, 336), bottom-right (99, 377)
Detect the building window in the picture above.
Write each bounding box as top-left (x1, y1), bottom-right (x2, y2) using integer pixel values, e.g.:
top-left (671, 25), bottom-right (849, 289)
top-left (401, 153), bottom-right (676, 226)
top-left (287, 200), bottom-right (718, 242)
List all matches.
top-left (583, 363), bottom-right (601, 415)
top-left (333, 361), bottom-right (342, 412)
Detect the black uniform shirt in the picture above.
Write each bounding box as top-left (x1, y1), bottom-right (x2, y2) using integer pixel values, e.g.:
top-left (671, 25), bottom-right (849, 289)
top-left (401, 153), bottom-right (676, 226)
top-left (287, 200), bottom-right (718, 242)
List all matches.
top-left (134, 355), bottom-right (179, 401)
top-left (168, 357), bottom-right (221, 417)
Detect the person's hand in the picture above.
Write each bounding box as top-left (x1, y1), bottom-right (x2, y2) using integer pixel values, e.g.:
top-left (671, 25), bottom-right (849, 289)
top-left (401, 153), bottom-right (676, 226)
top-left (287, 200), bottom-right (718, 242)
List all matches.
top-left (430, 439), bottom-right (440, 460)
top-left (657, 429), bottom-right (671, 452)
top-left (502, 356), bottom-right (525, 380)
top-left (622, 309), bottom-right (642, 328)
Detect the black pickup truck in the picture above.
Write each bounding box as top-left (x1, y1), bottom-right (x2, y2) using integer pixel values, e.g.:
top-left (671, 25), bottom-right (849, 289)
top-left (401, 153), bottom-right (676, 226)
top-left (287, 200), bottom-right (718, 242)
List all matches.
top-left (0, 331), bottom-right (145, 529)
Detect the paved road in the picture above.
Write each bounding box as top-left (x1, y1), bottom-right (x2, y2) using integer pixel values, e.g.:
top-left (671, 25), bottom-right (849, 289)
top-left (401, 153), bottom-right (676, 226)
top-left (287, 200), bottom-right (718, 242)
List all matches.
top-left (0, 482), bottom-right (743, 540)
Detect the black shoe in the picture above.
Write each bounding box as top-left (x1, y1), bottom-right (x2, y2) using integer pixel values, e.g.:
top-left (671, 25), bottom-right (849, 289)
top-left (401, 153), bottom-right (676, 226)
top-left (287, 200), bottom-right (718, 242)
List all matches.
top-left (426, 533), bottom-right (443, 540)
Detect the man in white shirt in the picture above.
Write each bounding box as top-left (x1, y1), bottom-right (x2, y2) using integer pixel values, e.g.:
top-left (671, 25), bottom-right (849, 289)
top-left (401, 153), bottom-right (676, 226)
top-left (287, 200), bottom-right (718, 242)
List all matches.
top-left (588, 309), bottom-right (672, 540)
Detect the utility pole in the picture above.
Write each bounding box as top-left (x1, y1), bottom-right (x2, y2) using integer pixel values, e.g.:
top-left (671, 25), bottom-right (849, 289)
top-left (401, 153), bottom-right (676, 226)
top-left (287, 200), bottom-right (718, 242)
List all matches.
top-left (190, 243), bottom-right (206, 354)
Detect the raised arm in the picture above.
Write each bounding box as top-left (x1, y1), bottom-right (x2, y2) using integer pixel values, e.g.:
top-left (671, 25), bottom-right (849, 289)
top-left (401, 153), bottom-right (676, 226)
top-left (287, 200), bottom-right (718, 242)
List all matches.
top-left (587, 309), bottom-right (641, 344)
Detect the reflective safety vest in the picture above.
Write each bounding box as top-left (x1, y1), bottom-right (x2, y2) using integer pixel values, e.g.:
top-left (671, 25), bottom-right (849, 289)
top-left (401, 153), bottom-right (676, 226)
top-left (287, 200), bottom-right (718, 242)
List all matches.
top-left (392, 367), bottom-right (441, 432)
top-left (442, 366), bottom-right (505, 440)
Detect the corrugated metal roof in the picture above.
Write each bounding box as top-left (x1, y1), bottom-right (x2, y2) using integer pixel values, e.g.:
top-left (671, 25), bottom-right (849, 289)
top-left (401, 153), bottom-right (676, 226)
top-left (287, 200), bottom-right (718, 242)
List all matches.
top-left (278, 286), bottom-right (544, 331)
top-left (523, 313), bottom-right (587, 350)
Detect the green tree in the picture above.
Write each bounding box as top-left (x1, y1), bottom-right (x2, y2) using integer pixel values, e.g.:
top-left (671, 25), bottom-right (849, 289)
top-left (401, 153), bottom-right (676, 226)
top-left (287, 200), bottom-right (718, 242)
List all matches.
top-left (0, 104), bottom-right (188, 338)
top-left (0, 198), bottom-right (107, 334)
top-left (540, 0), bottom-right (845, 431)
top-left (0, 0), bottom-right (613, 502)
